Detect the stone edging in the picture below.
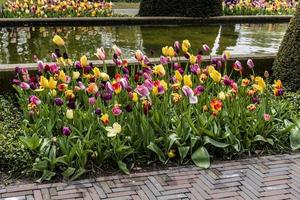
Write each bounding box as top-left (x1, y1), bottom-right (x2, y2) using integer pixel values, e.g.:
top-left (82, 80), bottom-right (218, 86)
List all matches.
top-left (0, 16), bottom-right (292, 27)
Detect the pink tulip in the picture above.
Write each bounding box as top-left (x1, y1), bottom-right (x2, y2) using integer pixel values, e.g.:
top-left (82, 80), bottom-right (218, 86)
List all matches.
top-left (203, 44), bottom-right (210, 52)
top-left (144, 79), bottom-right (154, 90)
top-left (95, 47), bottom-right (106, 60)
top-left (20, 82), bottom-right (30, 90)
top-left (112, 45), bottom-right (122, 57)
top-left (112, 105), bottom-right (122, 116)
top-left (182, 86), bottom-right (198, 104)
top-left (135, 85), bottom-right (150, 97)
top-left (29, 95), bottom-right (41, 105)
top-left (247, 59), bottom-right (255, 69)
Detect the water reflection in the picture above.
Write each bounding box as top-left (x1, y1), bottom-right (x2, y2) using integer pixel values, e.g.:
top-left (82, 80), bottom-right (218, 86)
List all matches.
top-left (0, 24), bottom-right (287, 65)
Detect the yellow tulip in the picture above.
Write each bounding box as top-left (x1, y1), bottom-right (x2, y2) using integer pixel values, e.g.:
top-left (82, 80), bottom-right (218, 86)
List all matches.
top-left (132, 92), bottom-right (138, 102)
top-left (52, 35), bottom-right (65, 47)
top-left (189, 54), bottom-right (197, 64)
top-left (183, 75), bottom-right (192, 88)
top-left (93, 67), bottom-right (101, 78)
top-left (167, 47), bottom-right (175, 58)
top-left (48, 77), bottom-right (57, 90)
top-left (162, 46), bottom-right (168, 57)
top-left (160, 80), bottom-right (168, 90)
top-left (80, 55), bottom-right (88, 67)
top-left (72, 71), bottom-right (80, 80)
top-left (175, 70), bottom-right (182, 82)
top-left (58, 70), bottom-right (67, 82)
top-left (153, 64), bottom-right (166, 77)
top-left (210, 69), bottom-right (221, 83)
top-left (100, 72), bottom-right (110, 81)
top-left (40, 76), bottom-right (49, 88)
top-left (253, 76), bottom-right (266, 92)
top-left (66, 109), bottom-right (74, 119)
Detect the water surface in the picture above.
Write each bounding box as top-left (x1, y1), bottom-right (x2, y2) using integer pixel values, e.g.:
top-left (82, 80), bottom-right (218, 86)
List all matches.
top-left (0, 23), bottom-right (287, 65)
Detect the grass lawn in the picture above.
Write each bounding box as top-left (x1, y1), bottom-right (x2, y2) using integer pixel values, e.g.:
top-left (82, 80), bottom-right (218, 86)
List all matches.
top-left (112, 2), bottom-right (140, 9)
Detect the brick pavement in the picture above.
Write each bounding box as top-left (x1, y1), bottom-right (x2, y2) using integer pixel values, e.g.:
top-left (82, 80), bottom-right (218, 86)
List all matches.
top-left (1, 154), bottom-right (300, 200)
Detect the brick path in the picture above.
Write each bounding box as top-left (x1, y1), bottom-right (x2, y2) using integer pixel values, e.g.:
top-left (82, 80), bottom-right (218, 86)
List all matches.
top-left (1, 154), bottom-right (300, 200)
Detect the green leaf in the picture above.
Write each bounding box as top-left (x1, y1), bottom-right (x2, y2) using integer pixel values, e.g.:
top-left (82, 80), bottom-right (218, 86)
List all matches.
top-left (32, 160), bottom-right (48, 172)
top-left (204, 136), bottom-right (229, 148)
top-left (167, 134), bottom-right (178, 151)
top-left (36, 170), bottom-right (56, 183)
top-left (191, 147), bottom-right (210, 169)
top-left (19, 134), bottom-right (41, 150)
top-left (62, 167), bottom-right (76, 178)
top-left (178, 146), bottom-right (189, 162)
top-left (70, 168), bottom-right (86, 181)
top-left (290, 123), bottom-right (300, 150)
top-left (147, 142), bottom-right (166, 163)
top-left (117, 160), bottom-right (130, 175)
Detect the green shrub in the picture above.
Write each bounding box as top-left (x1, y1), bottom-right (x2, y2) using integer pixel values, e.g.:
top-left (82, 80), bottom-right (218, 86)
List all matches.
top-left (273, 4), bottom-right (300, 91)
top-left (139, 0), bottom-right (222, 17)
top-left (0, 94), bottom-right (32, 175)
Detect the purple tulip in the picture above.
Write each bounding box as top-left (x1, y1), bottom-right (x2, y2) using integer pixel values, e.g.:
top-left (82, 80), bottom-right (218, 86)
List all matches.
top-left (67, 100), bottom-right (76, 109)
top-left (62, 126), bottom-right (71, 136)
top-left (247, 59), bottom-right (255, 69)
top-left (135, 85), bottom-right (150, 97)
top-left (95, 108), bottom-right (102, 115)
top-left (144, 79), bottom-right (154, 90)
top-left (190, 64), bottom-right (200, 74)
top-left (15, 67), bottom-right (21, 74)
top-left (49, 64), bottom-right (59, 74)
top-left (125, 104), bottom-right (133, 112)
top-left (194, 85), bottom-right (205, 96)
top-left (174, 41), bottom-right (180, 52)
top-left (252, 96), bottom-right (260, 104)
top-left (105, 82), bottom-right (114, 93)
top-left (75, 61), bottom-right (82, 70)
top-left (54, 98), bottom-right (64, 106)
top-left (160, 56), bottom-right (168, 65)
top-left (234, 60), bottom-right (242, 70)
top-left (12, 79), bottom-right (21, 85)
top-left (173, 63), bottom-right (180, 70)
top-left (102, 92), bottom-right (112, 101)
top-left (122, 67), bottom-right (129, 74)
top-left (89, 97), bottom-right (96, 105)
top-left (77, 81), bottom-right (86, 90)
top-left (120, 78), bottom-right (129, 89)
top-left (37, 60), bottom-right (44, 72)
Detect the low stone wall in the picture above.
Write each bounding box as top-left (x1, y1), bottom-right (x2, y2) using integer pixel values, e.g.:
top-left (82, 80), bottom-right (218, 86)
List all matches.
top-left (0, 16), bottom-right (292, 27)
top-left (0, 53), bottom-right (276, 92)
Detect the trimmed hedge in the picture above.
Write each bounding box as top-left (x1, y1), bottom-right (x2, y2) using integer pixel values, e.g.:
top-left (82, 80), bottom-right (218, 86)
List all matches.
top-left (138, 0), bottom-right (222, 17)
top-left (273, 4), bottom-right (300, 91)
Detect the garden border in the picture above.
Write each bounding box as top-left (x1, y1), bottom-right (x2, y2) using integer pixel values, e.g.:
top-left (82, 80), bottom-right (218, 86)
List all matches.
top-left (0, 16), bottom-right (292, 27)
top-left (0, 53), bottom-right (276, 72)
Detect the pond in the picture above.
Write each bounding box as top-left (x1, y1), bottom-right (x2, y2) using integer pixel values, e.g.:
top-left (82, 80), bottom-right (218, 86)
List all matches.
top-left (0, 23), bottom-right (287, 65)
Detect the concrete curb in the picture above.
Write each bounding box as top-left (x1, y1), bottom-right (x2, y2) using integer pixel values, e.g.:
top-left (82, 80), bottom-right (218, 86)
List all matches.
top-left (0, 16), bottom-right (292, 27)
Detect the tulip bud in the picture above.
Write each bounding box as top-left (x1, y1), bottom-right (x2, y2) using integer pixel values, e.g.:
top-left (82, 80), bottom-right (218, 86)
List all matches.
top-left (247, 59), bottom-right (255, 69)
top-left (66, 109), bottom-right (74, 119)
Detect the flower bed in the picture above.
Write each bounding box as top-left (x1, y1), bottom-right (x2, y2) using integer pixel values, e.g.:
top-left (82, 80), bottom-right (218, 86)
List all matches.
top-left (224, 0), bottom-right (297, 15)
top-left (11, 35), bottom-right (300, 181)
top-left (1, 0), bottom-right (113, 18)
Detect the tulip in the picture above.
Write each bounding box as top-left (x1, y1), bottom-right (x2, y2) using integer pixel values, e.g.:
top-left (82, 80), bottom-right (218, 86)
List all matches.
top-left (95, 47), bottom-right (106, 60)
top-left (135, 50), bottom-right (144, 61)
top-left (112, 104), bottom-right (122, 116)
top-left (167, 149), bottom-right (176, 158)
top-left (66, 109), bottom-right (74, 119)
top-left (20, 82), bottom-right (30, 90)
top-left (160, 56), bottom-right (168, 65)
top-left (29, 95), bottom-right (41, 105)
top-left (182, 86), bottom-right (198, 104)
top-left (264, 114), bottom-right (271, 121)
top-left (100, 72), bottom-right (110, 81)
top-left (194, 85), bottom-right (205, 96)
top-left (112, 82), bottom-right (122, 94)
top-left (210, 98), bottom-right (223, 113)
top-left (57, 83), bottom-right (68, 91)
top-left (190, 64), bottom-right (200, 74)
top-left (71, 71), bottom-right (80, 80)
top-left (112, 45), bottom-right (122, 57)
top-left (162, 46), bottom-right (168, 57)
top-left (189, 54), bottom-right (197, 64)
top-left (37, 60), bottom-right (44, 72)
top-left (54, 98), bottom-right (64, 106)
top-left (203, 44), bottom-right (210, 52)
top-left (241, 78), bottom-right (250, 87)
top-left (80, 55), bottom-right (88, 67)
top-left (142, 99), bottom-right (152, 114)
top-left (247, 104), bottom-right (256, 111)
top-left (153, 64), bottom-right (166, 77)
top-left (95, 108), bottom-right (102, 115)
top-left (53, 35), bottom-right (65, 46)
top-left (233, 60), bottom-right (243, 71)
top-left (101, 114), bottom-right (109, 125)
top-left (247, 59), bottom-right (255, 69)
top-left (39, 76), bottom-right (49, 88)
top-left (183, 75), bottom-right (192, 88)
top-left (222, 51), bottom-right (231, 61)
top-left (120, 78), bottom-right (129, 89)
top-left (86, 83), bottom-right (98, 94)
top-left (48, 77), bottom-right (57, 90)
top-left (93, 67), bottom-right (101, 78)
top-left (49, 64), bottom-right (59, 74)
top-left (89, 97), bottom-right (96, 105)
top-left (135, 85), bottom-right (150, 97)
top-left (182, 40), bottom-right (191, 52)
top-left (144, 79), bottom-right (154, 90)
top-left (62, 126), bottom-right (71, 136)
top-left (209, 69), bottom-right (221, 83)
top-left (131, 92), bottom-right (139, 102)
top-left (253, 76), bottom-right (266, 92)
top-left (175, 70), bottom-right (183, 82)
top-left (174, 41), bottom-right (180, 52)
top-left (168, 47), bottom-right (175, 58)
top-left (106, 122), bottom-right (122, 137)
